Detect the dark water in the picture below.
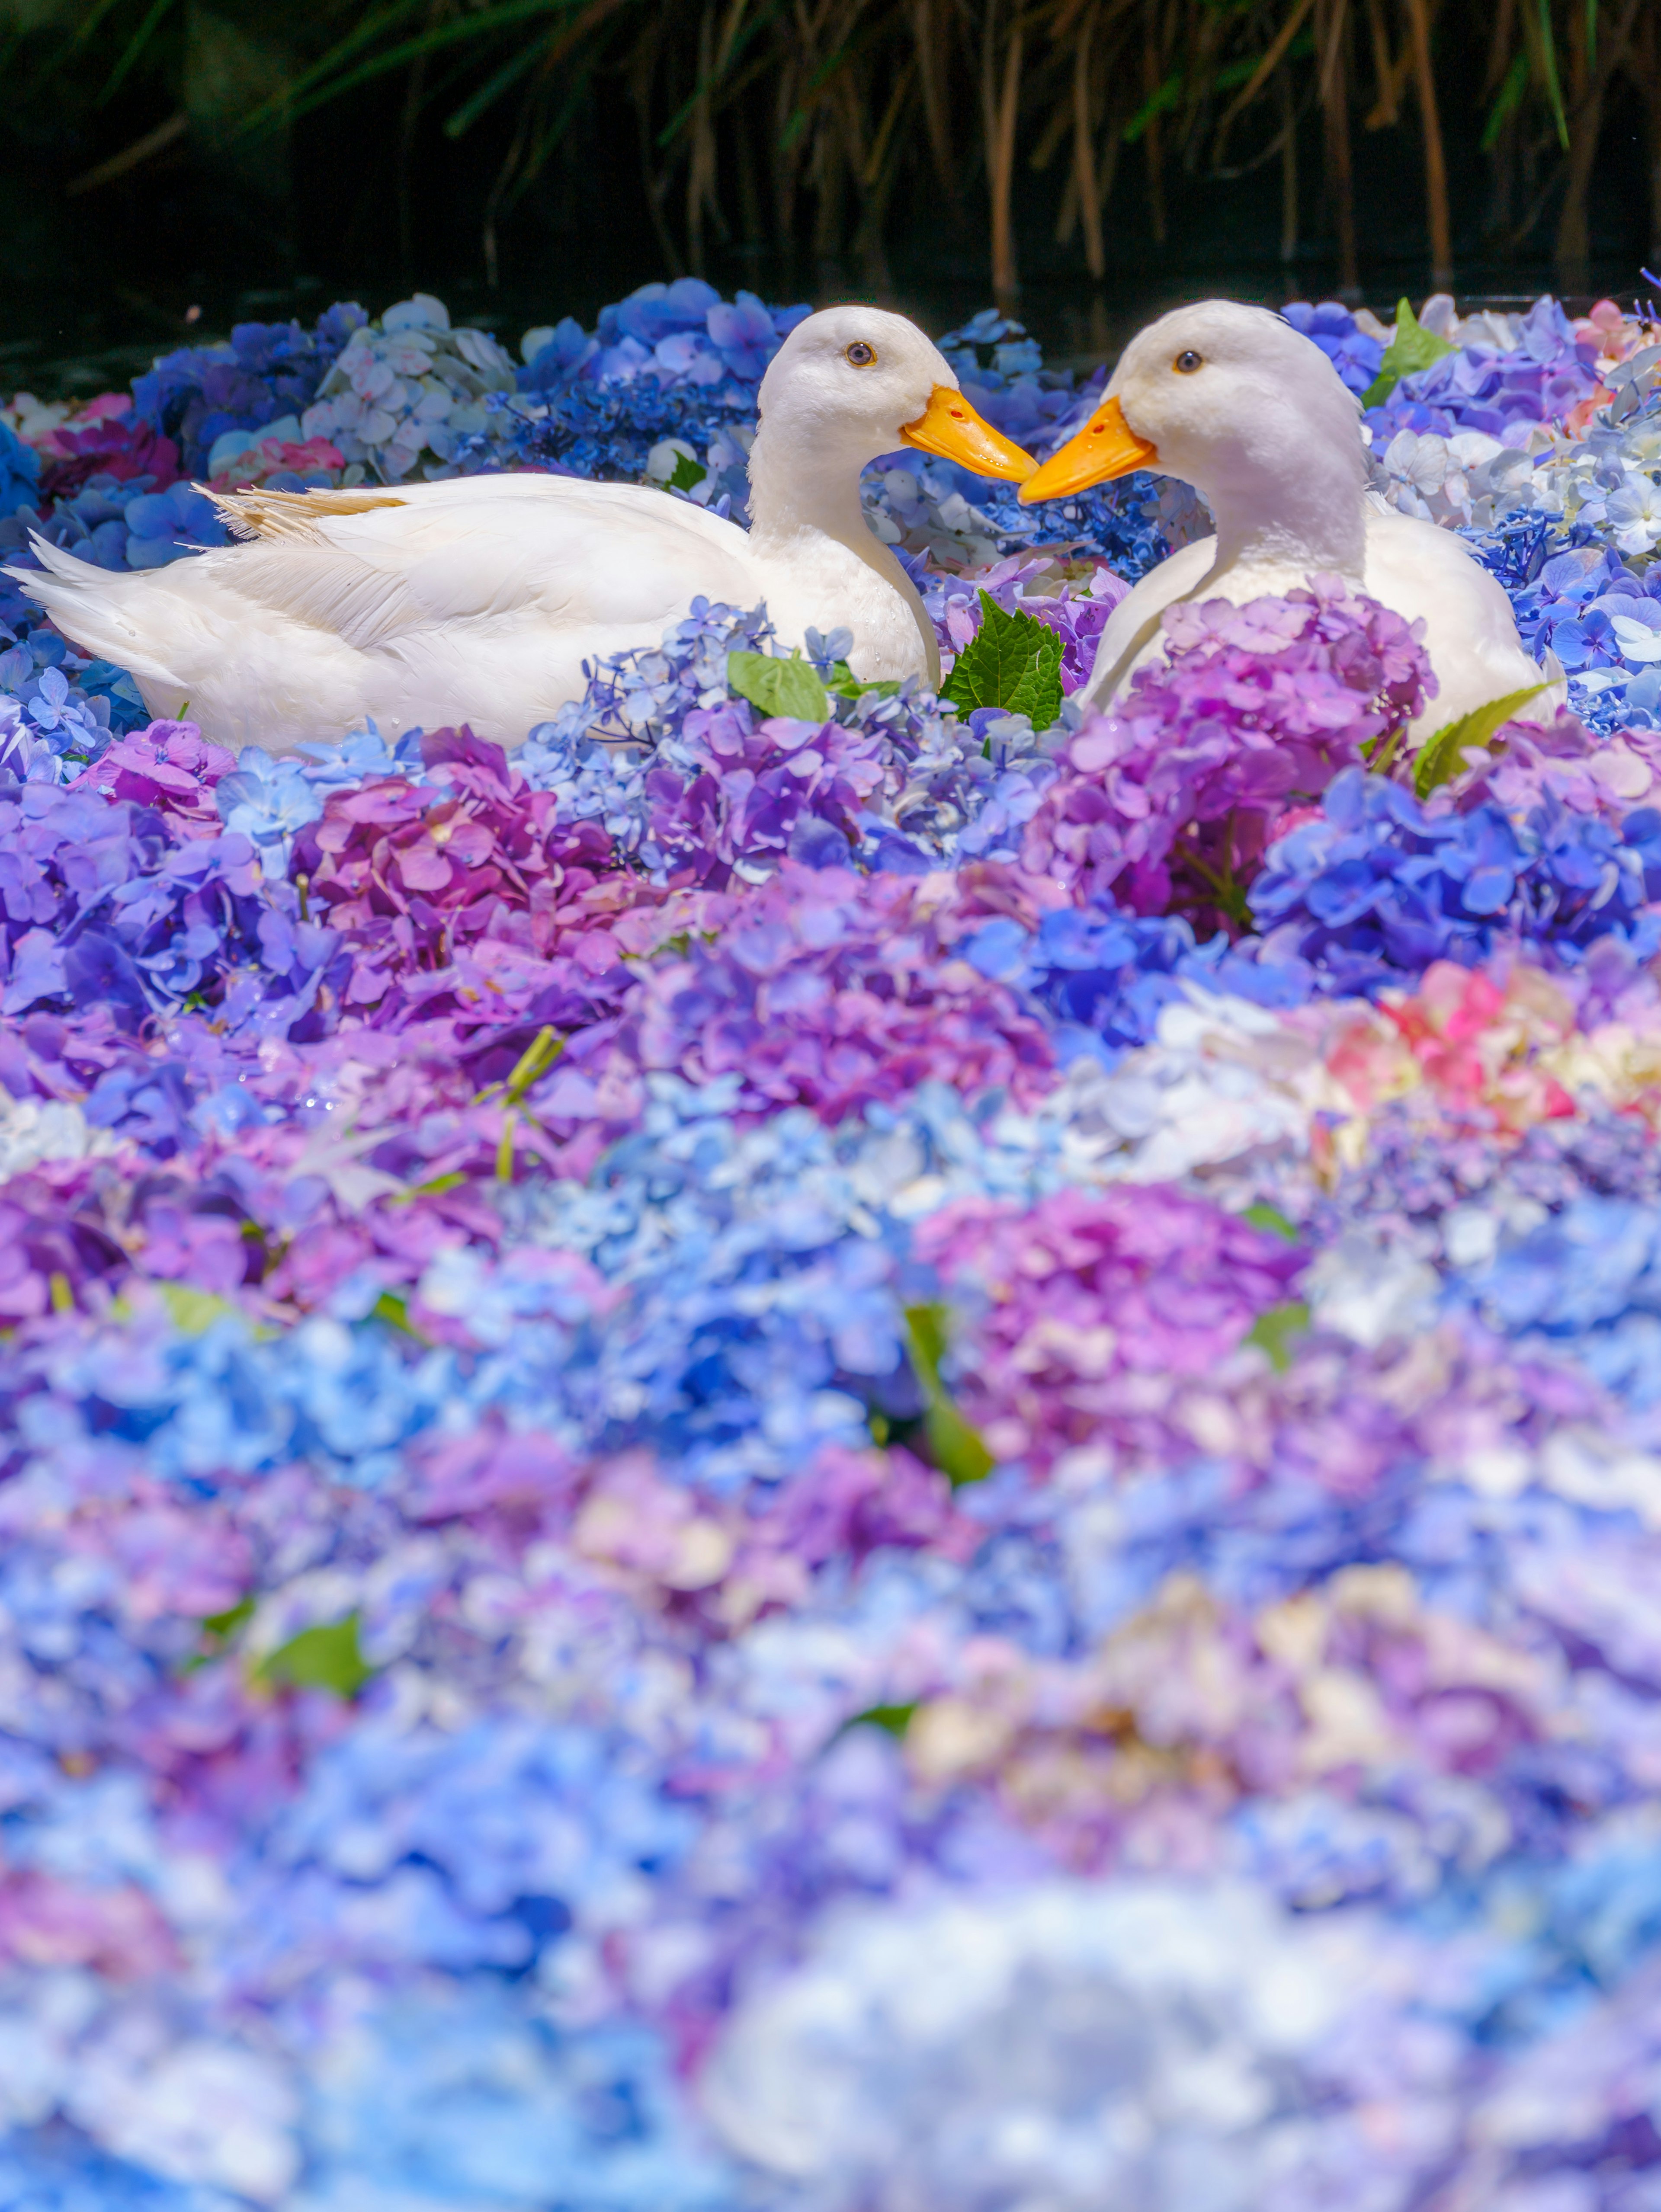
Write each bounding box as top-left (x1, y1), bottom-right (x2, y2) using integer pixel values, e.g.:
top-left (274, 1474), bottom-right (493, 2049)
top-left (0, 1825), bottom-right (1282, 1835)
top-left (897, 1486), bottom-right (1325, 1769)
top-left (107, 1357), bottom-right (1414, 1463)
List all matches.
top-left (7, 256), bottom-right (1650, 402)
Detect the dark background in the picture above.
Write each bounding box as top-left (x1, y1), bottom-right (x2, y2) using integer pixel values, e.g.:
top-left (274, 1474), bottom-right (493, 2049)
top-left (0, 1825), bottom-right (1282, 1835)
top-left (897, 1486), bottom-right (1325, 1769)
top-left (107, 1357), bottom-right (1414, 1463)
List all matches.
top-left (6, 0), bottom-right (1658, 395)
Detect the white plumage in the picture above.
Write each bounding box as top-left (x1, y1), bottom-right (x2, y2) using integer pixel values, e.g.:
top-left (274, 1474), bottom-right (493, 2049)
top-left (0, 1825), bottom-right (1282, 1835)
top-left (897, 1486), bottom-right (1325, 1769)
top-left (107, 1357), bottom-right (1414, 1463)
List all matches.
top-left (1020, 300), bottom-right (1550, 743)
top-left (11, 306), bottom-right (1036, 756)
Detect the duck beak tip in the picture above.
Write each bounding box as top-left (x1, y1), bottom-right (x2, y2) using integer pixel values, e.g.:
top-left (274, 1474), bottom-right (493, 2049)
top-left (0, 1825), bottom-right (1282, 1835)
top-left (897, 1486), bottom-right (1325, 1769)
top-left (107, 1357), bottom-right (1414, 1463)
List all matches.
top-left (899, 384), bottom-right (1039, 484)
top-left (1019, 395), bottom-right (1159, 503)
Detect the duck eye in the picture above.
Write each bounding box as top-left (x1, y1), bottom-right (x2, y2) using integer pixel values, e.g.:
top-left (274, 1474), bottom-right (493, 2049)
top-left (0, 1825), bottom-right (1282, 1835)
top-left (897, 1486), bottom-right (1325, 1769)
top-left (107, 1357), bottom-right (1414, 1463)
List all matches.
top-left (1174, 349), bottom-right (1204, 374)
top-left (844, 341), bottom-right (877, 367)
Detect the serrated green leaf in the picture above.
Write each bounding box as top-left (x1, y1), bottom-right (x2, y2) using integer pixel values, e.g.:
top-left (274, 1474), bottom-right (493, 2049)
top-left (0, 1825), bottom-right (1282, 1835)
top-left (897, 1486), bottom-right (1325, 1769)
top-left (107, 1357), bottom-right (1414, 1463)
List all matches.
top-left (726, 649), bottom-right (830, 724)
top-left (256, 1614), bottom-right (374, 1699)
top-left (1244, 1300), bottom-right (1311, 1373)
top-left (1242, 1203), bottom-right (1301, 1244)
top-left (667, 450), bottom-right (708, 494)
top-left (1412, 682), bottom-right (1550, 798)
top-left (939, 592), bottom-right (1065, 731)
top-left (1360, 298), bottom-right (1458, 410)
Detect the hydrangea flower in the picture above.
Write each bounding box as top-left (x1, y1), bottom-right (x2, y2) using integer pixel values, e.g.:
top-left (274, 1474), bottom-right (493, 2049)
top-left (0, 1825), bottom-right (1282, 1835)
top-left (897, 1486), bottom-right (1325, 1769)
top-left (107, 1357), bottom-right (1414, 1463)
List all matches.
top-left (3, 281), bottom-right (1661, 2211)
top-left (1020, 580), bottom-right (1430, 921)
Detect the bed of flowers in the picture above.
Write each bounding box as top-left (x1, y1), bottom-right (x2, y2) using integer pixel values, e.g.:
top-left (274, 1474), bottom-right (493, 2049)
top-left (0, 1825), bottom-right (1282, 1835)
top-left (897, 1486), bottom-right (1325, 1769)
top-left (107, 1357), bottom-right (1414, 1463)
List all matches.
top-left (1, 275), bottom-right (1661, 2207)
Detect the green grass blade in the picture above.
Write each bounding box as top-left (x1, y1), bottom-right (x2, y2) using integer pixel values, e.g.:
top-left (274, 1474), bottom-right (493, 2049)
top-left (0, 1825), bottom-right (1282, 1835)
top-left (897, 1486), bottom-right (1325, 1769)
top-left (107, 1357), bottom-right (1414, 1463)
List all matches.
top-left (1123, 69), bottom-right (1182, 144)
top-left (242, 0), bottom-right (572, 135)
top-left (1538, 0), bottom-right (1570, 150)
top-left (97, 0), bottom-right (179, 106)
top-left (1481, 50), bottom-right (1529, 152)
top-left (444, 34), bottom-right (550, 137)
top-left (657, 0), bottom-right (788, 148)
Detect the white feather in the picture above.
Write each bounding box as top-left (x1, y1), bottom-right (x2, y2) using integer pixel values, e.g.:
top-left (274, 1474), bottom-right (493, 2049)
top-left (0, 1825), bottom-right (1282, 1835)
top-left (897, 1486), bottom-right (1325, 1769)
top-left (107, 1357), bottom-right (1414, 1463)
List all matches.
top-left (7, 308), bottom-right (981, 755)
top-left (1074, 302), bottom-right (1553, 742)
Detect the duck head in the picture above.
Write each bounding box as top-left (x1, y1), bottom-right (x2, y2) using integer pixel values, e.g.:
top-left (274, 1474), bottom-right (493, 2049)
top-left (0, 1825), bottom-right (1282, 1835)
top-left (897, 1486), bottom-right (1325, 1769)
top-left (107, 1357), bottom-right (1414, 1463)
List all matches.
top-left (1018, 299), bottom-right (1368, 526)
top-left (754, 306), bottom-right (1037, 483)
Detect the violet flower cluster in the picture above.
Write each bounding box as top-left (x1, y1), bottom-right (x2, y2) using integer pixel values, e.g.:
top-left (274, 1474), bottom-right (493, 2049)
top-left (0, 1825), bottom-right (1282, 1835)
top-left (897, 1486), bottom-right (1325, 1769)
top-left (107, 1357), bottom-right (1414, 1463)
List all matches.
top-left (1020, 579), bottom-right (1430, 921)
top-left (4, 282), bottom-right (1661, 2212)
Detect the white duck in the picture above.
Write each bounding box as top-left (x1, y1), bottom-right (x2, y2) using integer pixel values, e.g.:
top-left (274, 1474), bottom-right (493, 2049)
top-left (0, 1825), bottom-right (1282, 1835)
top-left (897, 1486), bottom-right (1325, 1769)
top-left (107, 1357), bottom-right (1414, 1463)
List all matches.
top-left (1019, 300), bottom-right (1547, 742)
top-left (13, 306), bottom-right (1036, 755)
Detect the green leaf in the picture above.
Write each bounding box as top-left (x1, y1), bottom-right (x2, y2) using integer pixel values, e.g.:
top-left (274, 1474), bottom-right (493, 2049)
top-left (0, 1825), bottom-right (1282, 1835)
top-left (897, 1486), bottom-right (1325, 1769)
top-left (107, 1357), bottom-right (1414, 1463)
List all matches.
top-left (180, 1593), bottom-right (257, 1675)
top-left (843, 1701), bottom-right (918, 1739)
top-left (825, 658), bottom-right (899, 701)
top-left (903, 1301), bottom-right (949, 1390)
top-left (666, 450), bottom-right (709, 495)
top-left (939, 593), bottom-right (1064, 730)
top-left (1242, 1203), bottom-right (1301, 1244)
top-left (903, 1303), bottom-right (996, 1486)
top-left (371, 1290), bottom-right (430, 1342)
top-left (1537, 0), bottom-right (1570, 150)
top-left (924, 1399), bottom-right (997, 1487)
top-left (1481, 50), bottom-right (1530, 153)
top-left (1123, 69), bottom-right (1182, 144)
top-left (157, 1282), bottom-right (240, 1336)
top-left (505, 1024), bottom-right (564, 1102)
top-left (1244, 1300), bottom-right (1311, 1373)
top-left (394, 1171), bottom-right (469, 1204)
top-left (1360, 298), bottom-right (1458, 410)
top-left (257, 1614), bottom-right (374, 1700)
top-left (200, 1595), bottom-right (256, 1642)
top-left (726, 650), bottom-right (830, 724)
top-left (1412, 682), bottom-right (1550, 798)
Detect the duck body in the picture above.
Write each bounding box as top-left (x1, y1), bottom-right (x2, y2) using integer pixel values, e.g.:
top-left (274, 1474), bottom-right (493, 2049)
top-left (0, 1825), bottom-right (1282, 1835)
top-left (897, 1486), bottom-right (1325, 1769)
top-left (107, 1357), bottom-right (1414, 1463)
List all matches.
top-left (22, 472), bottom-right (930, 756)
top-left (1087, 502), bottom-right (1544, 741)
top-left (1022, 301), bottom-right (1547, 743)
top-left (13, 307), bottom-right (1035, 756)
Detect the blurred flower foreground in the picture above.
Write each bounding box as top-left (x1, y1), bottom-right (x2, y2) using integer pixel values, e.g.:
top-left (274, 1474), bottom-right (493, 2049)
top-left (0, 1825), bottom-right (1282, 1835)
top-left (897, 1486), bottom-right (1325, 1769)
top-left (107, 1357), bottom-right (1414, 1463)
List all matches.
top-left (7, 276), bottom-right (1661, 2209)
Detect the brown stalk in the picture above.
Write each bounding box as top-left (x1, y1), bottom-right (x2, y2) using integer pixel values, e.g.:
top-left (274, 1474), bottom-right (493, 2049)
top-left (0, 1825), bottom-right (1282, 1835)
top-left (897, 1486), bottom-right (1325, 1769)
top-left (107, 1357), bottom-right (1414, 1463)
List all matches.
top-left (1142, 0), bottom-right (1165, 243)
top-left (1363, 0), bottom-right (1406, 127)
top-left (911, 0), bottom-right (961, 199)
top-left (687, 4), bottom-right (718, 274)
top-left (1639, 0), bottom-right (1661, 272)
top-left (1316, 0), bottom-right (1357, 291)
top-left (1556, 0), bottom-right (1645, 288)
top-left (1277, 62), bottom-right (1298, 265)
top-left (1481, 0), bottom-right (1517, 95)
top-left (1214, 0), bottom-right (1318, 163)
top-left (1402, 0), bottom-right (1451, 284)
top-left (1073, 0), bottom-right (1105, 275)
top-left (981, 0), bottom-right (1026, 301)
top-left (65, 110), bottom-right (186, 195)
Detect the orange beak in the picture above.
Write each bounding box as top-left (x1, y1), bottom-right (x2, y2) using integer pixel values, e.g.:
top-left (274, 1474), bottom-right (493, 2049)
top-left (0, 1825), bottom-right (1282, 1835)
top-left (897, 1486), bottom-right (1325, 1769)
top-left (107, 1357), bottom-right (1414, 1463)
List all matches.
top-left (1017, 394), bottom-right (1159, 503)
top-left (899, 385), bottom-right (1039, 483)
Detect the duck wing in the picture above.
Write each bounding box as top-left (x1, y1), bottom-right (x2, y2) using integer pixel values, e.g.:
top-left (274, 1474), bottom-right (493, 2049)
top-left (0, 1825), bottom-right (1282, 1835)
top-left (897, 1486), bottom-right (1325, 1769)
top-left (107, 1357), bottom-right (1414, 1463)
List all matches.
top-left (208, 477), bottom-right (762, 657)
top-left (16, 479), bottom-right (765, 751)
top-left (1079, 537), bottom-right (1221, 707)
top-left (1362, 509), bottom-right (1554, 738)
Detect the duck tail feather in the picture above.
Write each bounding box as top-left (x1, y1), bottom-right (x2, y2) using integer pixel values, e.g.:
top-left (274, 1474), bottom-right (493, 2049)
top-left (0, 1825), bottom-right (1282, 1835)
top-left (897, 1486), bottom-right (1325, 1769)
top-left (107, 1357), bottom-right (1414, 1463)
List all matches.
top-left (202, 484), bottom-right (408, 543)
top-left (5, 535), bottom-right (187, 690)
